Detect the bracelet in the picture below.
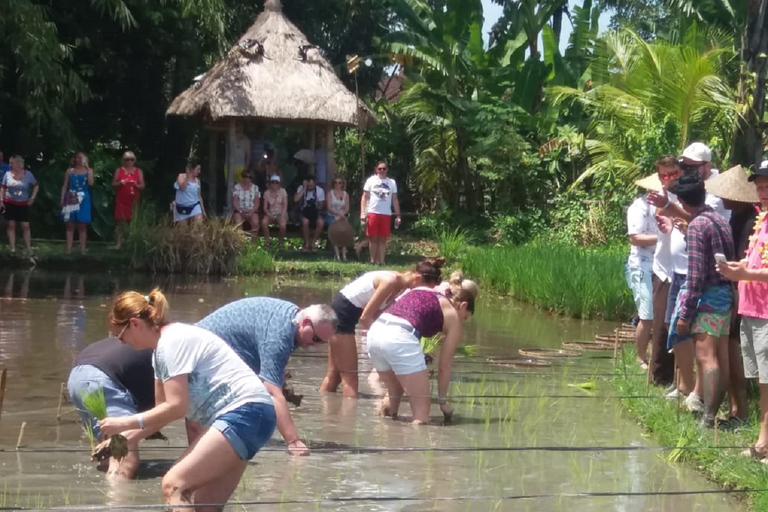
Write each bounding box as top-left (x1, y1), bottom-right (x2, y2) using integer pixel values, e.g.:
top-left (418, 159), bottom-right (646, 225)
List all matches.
top-left (286, 438), bottom-right (300, 445)
top-left (438, 396), bottom-right (447, 404)
top-left (136, 414), bottom-right (145, 430)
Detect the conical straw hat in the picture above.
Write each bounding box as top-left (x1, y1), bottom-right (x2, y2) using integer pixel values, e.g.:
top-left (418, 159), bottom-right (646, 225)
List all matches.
top-left (635, 173), bottom-right (662, 192)
top-left (704, 165), bottom-right (758, 203)
top-left (328, 218), bottom-right (354, 247)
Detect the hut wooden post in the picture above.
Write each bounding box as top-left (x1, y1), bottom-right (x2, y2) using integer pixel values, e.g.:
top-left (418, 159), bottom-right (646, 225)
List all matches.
top-left (326, 127), bottom-right (337, 195)
top-left (226, 119), bottom-right (236, 215)
top-left (309, 125), bottom-right (317, 177)
top-left (207, 132), bottom-right (218, 213)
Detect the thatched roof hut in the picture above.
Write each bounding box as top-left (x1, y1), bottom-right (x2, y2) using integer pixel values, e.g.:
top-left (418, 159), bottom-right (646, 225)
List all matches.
top-left (166, 0), bottom-right (374, 128)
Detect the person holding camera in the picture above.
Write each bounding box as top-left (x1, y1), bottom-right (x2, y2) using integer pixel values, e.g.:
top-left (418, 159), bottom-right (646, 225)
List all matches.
top-left (295, 175), bottom-right (325, 252)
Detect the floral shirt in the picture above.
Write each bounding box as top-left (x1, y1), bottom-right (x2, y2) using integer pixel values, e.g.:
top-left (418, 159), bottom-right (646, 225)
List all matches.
top-left (233, 183), bottom-right (259, 212)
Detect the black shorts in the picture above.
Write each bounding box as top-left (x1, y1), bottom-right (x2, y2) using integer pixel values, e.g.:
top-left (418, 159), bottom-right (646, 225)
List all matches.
top-left (332, 292), bottom-right (363, 334)
top-left (3, 202), bottom-right (29, 222)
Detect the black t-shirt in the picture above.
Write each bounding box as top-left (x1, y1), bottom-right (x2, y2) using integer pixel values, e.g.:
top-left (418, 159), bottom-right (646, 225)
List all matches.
top-left (730, 207), bottom-right (759, 259)
top-left (75, 338), bottom-right (155, 412)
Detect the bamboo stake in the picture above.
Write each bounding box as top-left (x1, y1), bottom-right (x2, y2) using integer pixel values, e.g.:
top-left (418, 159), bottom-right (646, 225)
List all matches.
top-left (16, 422), bottom-right (26, 449)
top-left (675, 367), bottom-right (681, 422)
top-left (56, 382), bottom-right (65, 421)
top-left (620, 341), bottom-right (628, 380)
top-left (714, 418), bottom-right (719, 446)
top-left (0, 368), bottom-right (6, 428)
top-left (613, 330), bottom-right (620, 365)
top-left (645, 343), bottom-right (653, 395)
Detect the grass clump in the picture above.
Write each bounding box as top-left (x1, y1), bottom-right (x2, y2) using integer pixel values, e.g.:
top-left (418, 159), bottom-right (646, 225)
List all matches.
top-left (79, 388), bottom-right (128, 460)
top-left (126, 204), bottom-right (248, 274)
top-left (613, 347), bottom-right (768, 511)
top-left (460, 240), bottom-right (632, 319)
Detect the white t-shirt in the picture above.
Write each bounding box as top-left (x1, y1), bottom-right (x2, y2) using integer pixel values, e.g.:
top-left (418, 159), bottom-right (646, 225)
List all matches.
top-left (626, 196), bottom-right (656, 271)
top-left (671, 228), bottom-right (688, 275)
top-left (340, 271), bottom-right (396, 308)
top-left (363, 176), bottom-right (398, 215)
top-left (296, 185), bottom-right (325, 204)
top-left (652, 192), bottom-right (678, 282)
top-left (152, 323), bottom-right (272, 427)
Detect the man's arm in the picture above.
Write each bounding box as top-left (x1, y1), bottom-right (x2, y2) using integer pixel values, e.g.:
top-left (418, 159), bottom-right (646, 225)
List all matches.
top-left (261, 380), bottom-right (309, 455)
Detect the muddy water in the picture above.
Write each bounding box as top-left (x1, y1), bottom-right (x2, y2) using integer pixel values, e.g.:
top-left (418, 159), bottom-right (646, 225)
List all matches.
top-left (0, 271), bottom-right (743, 511)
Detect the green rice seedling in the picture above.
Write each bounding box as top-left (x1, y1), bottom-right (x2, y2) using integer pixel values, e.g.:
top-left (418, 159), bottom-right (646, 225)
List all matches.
top-left (80, 388), bottom-right (128, 460)
top-left (437, 227), bottom-right (470, 261)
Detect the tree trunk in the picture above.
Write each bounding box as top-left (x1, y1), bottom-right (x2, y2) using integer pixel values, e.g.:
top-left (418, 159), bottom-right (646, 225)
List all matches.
top-left (552, 6), bottom-right (563, 48)
top-left (730, 0), bottom-right (768, 171)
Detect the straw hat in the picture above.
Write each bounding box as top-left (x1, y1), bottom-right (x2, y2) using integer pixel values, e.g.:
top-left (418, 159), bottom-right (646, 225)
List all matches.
top-left (635, 173), bottom-right (662, 192)
top-left (704, 165), bottom-right (758, 203)
top-left (328, 218), bottom-right (354, 247)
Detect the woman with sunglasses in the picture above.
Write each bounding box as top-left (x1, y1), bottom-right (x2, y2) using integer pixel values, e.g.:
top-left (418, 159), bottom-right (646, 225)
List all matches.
top-left (112, 151), bottom-right (145, 250)
top-left (232, 172), bottom-right (260, 238)
top-left (99, 288), bottom-right (276, 510)
top-left (326, 176), bottom-right (350, 261)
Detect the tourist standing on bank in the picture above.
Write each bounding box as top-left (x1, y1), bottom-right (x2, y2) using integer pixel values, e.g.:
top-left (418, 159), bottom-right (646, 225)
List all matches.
top-left (326, 176), bottom-right (350, 261)
top-left (112, 151), bottom-right (144, 250)
top-left (666, 172), bottom-right (735, 429)
top-left (0, 156), bottom-right (38, 253)
top-left (68, 337), bottom-right (155, 480)
top-left (100, 289), bottom-right (276, 509)
top-left (625, 187), bottom-right (657, 370)
top-left (260, 174), bottom-right (288, 248)
top-left (295, 175), bottom-right (325, 252)
top-left (637, 156), bottom-right (679, 388)
top-left (196, 298), bottom-right (337, 456)
top-left (360, 161), bottom-right (401, 265)
top-left (60, 152), bottom-right (94, 254)
top-left (173, 162), bottom-right (205, 224)
top-left (719, 161), bottom-right (768, 454)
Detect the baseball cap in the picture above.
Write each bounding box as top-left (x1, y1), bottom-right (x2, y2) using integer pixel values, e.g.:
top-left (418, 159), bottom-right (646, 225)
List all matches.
top-left (748, 160), bottom-right (768, 182)
top-left (269, 174), bottom-right (280, 182)
top-left (681, 142), bottom-right (712, 163)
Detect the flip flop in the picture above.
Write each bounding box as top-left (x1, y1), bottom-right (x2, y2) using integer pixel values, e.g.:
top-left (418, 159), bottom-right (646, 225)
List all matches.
top-left (741, 447), bottom-right (767, 460)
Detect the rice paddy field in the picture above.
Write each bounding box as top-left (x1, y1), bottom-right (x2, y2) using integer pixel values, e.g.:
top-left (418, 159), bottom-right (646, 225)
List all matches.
top-left (0, 270), bottom-right (747, 511)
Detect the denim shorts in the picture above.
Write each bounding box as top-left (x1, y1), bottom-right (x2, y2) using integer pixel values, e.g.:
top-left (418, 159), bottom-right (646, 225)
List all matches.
top-left (211, 402), bottom-right (276, 460)
top-left (665, 273), bottom-right (686, 324)
top-left (624, 266), bottom-right (653, 321)
top-left (67, 364), bottom-right (137, 440)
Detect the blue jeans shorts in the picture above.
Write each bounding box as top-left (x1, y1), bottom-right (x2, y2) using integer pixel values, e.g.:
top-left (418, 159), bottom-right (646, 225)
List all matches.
top-left (211, 402), bottom-right (276, 460)
top-left (67, 364), bottom-right (137, 440)
top-left (624, 266), bottom-right (653, 321)
top-left (665, 273), bottom-right (686, 324)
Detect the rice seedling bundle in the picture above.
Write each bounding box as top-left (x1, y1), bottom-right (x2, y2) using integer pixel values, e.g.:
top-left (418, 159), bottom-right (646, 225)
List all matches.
top-left (79, 388), bottom-right (128, 461)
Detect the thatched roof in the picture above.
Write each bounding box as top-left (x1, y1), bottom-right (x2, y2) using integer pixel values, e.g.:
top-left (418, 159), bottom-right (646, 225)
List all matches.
top-left (166, 0), bottom-right (375, 128)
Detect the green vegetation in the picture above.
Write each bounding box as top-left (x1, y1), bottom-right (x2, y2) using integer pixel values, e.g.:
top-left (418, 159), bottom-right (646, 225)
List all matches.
top-left (614, 348), bottom-right (768, 512)
top-left (460, 242), bottom-right (632, 320)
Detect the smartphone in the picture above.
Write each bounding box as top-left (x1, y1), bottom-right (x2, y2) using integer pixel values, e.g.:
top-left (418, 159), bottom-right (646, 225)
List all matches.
top-left (714, 253), bottom-right (727, 264)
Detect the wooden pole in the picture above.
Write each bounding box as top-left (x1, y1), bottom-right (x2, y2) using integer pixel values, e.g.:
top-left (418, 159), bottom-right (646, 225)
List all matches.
top-left (207, 132), bottom-right (218, 214)
top-left (675, 367), bottom-right (681, 422)
top-left (355, 72), bottom-right (365, 186)
top-left (0, 368), bottom-right (6, 427)
top-left (225, 119), bottom-right (237, 216)
top-left (613, 330), bottom-right (620, 365)
top-left (309, 125), bottom-right (317, 178)
top-left (16, 422), bottom-right (26, 449)
top-left (56, 382), bottom-right (65, 421)
top-left (645, 343), bottom-right (653, 394)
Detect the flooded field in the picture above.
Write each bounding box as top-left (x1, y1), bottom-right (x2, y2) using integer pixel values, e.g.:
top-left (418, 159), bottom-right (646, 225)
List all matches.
top-left (0, 271), bottom-right (744, 511)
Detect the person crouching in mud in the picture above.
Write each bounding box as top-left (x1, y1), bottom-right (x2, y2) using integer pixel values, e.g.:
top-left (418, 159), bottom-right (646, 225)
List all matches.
top-left (367, 285), bottom-right (475, 424)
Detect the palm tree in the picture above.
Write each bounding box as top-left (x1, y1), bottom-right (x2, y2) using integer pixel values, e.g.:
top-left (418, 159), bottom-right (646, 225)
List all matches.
top-left (549, 26), bottom-right (737, 186)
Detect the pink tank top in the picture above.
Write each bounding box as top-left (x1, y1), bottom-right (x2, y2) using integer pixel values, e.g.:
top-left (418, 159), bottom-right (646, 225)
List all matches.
top-left (386, 288), bottom-right (444, 338)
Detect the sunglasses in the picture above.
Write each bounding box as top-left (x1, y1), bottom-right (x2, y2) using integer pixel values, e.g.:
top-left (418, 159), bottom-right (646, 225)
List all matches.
top-left (242, 175), bottom-right (252, 179)
top-left (377, 167), bottom-right (387, 171)
top-left (659, 171), bottom-right (680, 181)
top-left (679, 162), bottom-right (704, 173)
top-left (124, 158), bottom-right (135, 162)
top-left (309, 322), bottom-right (328, 343)
top-left (334, 180), bottom-right (343, 184)
top-left (109, 322), bottom-right (129, 341)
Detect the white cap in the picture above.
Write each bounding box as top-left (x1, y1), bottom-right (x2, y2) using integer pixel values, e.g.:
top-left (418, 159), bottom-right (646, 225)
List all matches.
top-left (269, 174), bottom-right (280, 182)
top-left (681, 142), bottom-right (712, 163)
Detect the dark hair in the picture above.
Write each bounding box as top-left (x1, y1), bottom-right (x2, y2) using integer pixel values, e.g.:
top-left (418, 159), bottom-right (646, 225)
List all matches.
top-left (186, 159), bottom-right (200, 169)
top-left (655, 155), bottom-right (679, 170)
top-left (375, 160), bottom-right (388, 169)
top-left (452, 287), bottom-right (475, 314)
top-left (669, 171), bottom-right (706, 207)
top-left (414, 257), bottom-right (445, 285)
top-left (305, 174), bottom-right (316, 182)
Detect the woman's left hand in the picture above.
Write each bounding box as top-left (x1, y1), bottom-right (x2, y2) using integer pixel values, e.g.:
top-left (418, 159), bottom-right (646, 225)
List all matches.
top-left (99, 416), bottom-right (133, 437)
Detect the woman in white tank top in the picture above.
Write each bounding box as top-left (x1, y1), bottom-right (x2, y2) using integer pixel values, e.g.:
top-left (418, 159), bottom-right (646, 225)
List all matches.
top-left (319, 258), bottom-right (446, 398)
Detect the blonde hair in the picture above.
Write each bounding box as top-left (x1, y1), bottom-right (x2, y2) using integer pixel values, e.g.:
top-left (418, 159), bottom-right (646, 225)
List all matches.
top-left (448, 270), bottom-right (480, 300)
top-left (9, 155), bottom-right (24, 167)
top-left (109, 288), bottom-right (169, 329)
top-left (122, 151), bottom-right (136, 161)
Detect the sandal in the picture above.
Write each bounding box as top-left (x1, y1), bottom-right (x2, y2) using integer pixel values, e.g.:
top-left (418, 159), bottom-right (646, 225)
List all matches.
top-left (741, 446), bottom-right (767, 460)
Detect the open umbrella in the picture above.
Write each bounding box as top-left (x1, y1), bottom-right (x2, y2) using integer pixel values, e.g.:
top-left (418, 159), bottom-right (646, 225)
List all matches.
top-left (293, 149), bottom-right (316, 164)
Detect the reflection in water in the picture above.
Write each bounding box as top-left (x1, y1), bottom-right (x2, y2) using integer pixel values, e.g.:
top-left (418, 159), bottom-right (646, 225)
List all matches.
top-left (0, 271), bottom-right (747, 512)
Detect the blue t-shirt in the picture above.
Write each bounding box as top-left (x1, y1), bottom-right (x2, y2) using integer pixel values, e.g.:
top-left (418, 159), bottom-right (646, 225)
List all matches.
top-left (195, 297), bottom-right (299, 387)
top-left (2, 170), bottom-right (37, 203)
